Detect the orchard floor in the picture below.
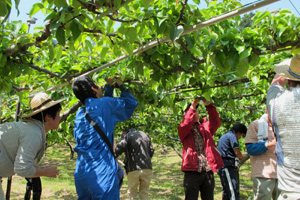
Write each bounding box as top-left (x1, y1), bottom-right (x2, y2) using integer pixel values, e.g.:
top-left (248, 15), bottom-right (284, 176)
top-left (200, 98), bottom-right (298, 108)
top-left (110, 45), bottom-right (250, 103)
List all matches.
top-left (1, 144), bottom-right (253, 200)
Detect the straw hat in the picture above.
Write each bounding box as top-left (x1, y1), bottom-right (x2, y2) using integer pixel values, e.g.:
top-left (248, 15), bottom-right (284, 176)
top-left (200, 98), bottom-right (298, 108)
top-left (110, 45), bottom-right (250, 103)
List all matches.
top-left (23, 92), bottom-right (65, 118)
top-left (274, 53), bottom-right (300, 81)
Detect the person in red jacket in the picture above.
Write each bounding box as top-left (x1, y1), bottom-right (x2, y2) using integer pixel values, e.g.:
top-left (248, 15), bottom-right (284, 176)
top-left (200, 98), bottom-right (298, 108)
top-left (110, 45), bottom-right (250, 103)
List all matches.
top-left (178, 97), bottom-right (224, 200)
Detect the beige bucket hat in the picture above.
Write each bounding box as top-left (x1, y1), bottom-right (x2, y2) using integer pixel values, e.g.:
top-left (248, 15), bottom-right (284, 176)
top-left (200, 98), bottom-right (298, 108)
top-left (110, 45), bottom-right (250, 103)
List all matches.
top-left (23, 92), bottom-right (65, 118)
top-left (274, 53), bottom-right (300, 81)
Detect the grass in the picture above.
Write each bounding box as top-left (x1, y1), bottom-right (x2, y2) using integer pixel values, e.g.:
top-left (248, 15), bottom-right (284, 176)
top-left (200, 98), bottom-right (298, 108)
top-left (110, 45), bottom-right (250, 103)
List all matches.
top-left (1, 144), bottom-right (253, 200)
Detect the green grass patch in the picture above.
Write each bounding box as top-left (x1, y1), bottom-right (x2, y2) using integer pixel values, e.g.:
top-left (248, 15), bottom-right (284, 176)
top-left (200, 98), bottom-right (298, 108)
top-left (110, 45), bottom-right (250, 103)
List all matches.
top-left (2, 144), bottom-right (253, 200)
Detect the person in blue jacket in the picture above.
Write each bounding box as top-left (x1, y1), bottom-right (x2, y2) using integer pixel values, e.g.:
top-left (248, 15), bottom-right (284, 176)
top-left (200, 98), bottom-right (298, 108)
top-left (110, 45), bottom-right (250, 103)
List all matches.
top-left (217, 123), bottom-right (247, 200)
top-left (72, 75), bottom-right (138, 200)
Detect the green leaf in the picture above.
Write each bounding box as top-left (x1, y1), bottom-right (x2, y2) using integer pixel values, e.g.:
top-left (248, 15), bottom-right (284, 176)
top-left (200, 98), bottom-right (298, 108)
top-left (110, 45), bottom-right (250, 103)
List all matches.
top-left (251, 75), bottom-right (260, 85)
top-left (234, 44), bottom-right (245, 53)
top-left (157, 20), bottom-right (167, 35)
top-left (127, 27), bottom-right (137, 44)
top-left (189, 77), bottom-right (196, 85)
top-left (0, 0), bottom-right (7, 16)
top-left (151, 71), bottom-right (161, 82)
top-left (180, 53), bottom-right (191, 68)
top-left (121, 41), bottom-right (133, 56)
top-left (227, 50), bottom-right (239, 69)
top-left (114, 0), bottom-right (122, 9)
top-left (253, 11), bottom-right (270, 27)
top-left (277, 27), bottom-right (287, 38)
top-left (100, 47), bottom-right (109, 61)
top-left (56, 27), bottom-right (65, 46)
top-left (236, 60), bottom-right (249, 77)
top-left (211, 51), bottom-right (229, 72)
top-left (249, 53), bottom-right (260, 66)
top-left (292, 48), bottom-right (300, 55)
top-left (136, 61), bottom-right (144, 76)
top-left (56, 47), bottom-right (63, 62)
top-left (170, 25), bottom-right (184, 42)
top-left (0, 54), bottom-right (7, 67)
top-left (239, 47), bottom-right (252, 60)
top-left (70, 20), bottom-right (81, 41)
top-left (14, 0), bottom-right (20, 15)
top-left (34, 26), bottom-right (45, 31)
top-left (228, 99), bottom-right (235, 109)
top-left (29, 3), bottom-right (44, 17)
top-left (53, 0), bottom-right (67, 8)
top-left (142, 0), bottom-right (152, 8)
top-left (49, 45), bottom-right (54, 61)
top-left (202, 90), bottom-right (211, 101)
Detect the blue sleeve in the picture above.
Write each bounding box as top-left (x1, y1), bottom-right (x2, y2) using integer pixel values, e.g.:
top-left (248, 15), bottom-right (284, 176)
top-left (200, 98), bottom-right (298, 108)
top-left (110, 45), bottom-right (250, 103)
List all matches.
top-left (230, 134), bottom-right (239, 149)
top-left (246, 143), bottom-right (268, 156)
top-left (104, 84), bottom-right (114, 97)
top-left (110, 85), bottom-right (138, 122)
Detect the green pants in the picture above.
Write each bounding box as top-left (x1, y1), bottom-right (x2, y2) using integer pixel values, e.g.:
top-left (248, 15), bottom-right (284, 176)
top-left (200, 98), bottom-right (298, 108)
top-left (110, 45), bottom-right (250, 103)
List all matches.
top-left (253, 177), bottom-right (279, 200)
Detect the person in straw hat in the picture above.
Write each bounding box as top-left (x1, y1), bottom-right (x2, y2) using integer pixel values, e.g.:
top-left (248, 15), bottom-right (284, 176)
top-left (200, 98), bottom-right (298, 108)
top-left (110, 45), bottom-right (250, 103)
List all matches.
top-left (72, 75), bottom-right (138, 200)
top-left (0, 92), bottom-right (65, 200)
top-left (266, 53), bottom-right (300, 200)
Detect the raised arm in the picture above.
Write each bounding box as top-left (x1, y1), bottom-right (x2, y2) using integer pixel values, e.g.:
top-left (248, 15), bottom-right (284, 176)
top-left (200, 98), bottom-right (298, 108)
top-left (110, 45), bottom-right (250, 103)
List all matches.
top-left (178, 99), bottom-right (199, 141)
top-left (270, 74), bottom-right (287, 87)
top-left (205, 103), bottom-right (221, 136)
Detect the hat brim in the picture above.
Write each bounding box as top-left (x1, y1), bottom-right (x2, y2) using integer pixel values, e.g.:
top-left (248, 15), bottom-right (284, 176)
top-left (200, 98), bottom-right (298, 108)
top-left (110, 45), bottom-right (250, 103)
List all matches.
top-left (274, 58), bottom-right (300, 81)
top-left (22, 98), bottom-right (66, 118)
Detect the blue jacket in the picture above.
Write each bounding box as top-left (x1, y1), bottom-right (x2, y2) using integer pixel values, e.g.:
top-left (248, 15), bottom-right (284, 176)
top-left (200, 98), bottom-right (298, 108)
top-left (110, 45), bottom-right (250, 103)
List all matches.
top-left (73, 85), bottom-right (138, 199)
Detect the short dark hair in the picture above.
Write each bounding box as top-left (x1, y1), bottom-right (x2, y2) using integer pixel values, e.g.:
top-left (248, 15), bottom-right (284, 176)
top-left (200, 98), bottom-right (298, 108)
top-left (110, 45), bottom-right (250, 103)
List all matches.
top-left (230, 123), bottom-right (247, 135)
top-left (288, 79), bottom-right (300, 87)
top-left (72, 76), bottom-right (99, 104)
top-left (31, 103), bottom-right (62, 122)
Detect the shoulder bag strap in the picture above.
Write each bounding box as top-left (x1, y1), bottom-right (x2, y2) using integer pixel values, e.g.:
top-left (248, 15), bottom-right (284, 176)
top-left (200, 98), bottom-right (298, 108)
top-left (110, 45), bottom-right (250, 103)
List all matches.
top-left (83, 107), bottom-right (116, 159)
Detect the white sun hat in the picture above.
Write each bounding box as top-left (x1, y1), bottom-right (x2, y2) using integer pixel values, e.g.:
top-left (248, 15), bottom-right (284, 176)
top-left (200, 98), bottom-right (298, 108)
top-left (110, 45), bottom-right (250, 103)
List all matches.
top-left (23, 92), bottom-right (65, 118)
top-left (274, 54), bottom-right (300, 81)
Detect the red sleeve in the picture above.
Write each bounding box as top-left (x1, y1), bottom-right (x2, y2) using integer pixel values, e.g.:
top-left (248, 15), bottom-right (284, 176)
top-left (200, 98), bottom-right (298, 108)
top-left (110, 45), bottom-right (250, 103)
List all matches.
top-left (205, 104), bottom-right (221, 136)
top-left (178, 108), bottom-right (195, 141)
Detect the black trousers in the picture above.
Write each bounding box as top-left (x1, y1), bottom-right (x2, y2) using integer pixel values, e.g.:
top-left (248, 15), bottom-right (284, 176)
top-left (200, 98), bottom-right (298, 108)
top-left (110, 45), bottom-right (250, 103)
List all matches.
top-left (24, 177), bottom-right (42, 200)
top-left (217, 167), bottom-right (240, 200)
top-left (183, 170), bottom-right (215, 200)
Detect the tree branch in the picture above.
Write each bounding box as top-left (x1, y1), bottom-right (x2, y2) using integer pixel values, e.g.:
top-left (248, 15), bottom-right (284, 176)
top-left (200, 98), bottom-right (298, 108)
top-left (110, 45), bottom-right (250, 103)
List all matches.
top-left (60, 101), bottom-right (82, 122)
top-left (176, 0), bottom-right (188, 25)
top-left (178, 38), bottom-right (204, 65)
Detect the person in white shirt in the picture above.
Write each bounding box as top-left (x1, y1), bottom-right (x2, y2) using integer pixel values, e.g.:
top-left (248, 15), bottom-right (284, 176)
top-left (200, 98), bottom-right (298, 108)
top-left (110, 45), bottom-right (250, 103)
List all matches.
top-left (0, 92), bottom-right (64, 200)
top-left (267, 54), bottom-right (300, 200)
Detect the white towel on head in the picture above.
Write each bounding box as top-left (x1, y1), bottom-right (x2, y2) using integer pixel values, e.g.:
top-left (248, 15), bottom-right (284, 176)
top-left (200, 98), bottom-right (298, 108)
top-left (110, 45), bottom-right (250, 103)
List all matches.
top-left (257, 114), bottom-right (269, 142)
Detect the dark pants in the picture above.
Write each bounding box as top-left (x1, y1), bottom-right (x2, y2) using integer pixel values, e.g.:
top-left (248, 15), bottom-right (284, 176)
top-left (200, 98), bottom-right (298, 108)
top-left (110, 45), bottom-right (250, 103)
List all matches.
top-left (183, 170), bottom-right (215, 200)
top-left (217, 167), bottom-right (239, 200)
top-left (24, 178), bottom-right (42, 200)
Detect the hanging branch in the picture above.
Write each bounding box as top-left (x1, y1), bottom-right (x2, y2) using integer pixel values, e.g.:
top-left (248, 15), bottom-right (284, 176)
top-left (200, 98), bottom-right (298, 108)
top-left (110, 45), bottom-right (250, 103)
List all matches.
top-left (60, 101), bottom-right (82, 122)
top-left (166, 134), bottom-right (181, 143)
top-left (64, 138), bottom-right (75, 159)
top-left (165, 73), bottom-right (273, 96)
top-left (176, 0), bottom-right (189, 25)
top-left (29, 64), bottom-right (61, 78)
top-left (107, 14), bottom-right (140, 23)
top-left (178, 38), bottom-right (204, 65)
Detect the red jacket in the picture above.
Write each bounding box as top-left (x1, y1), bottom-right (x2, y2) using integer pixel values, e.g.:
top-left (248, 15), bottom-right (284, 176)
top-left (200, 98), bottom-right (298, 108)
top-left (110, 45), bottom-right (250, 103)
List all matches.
top-left (178, 104), bottom-right (224, 172)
